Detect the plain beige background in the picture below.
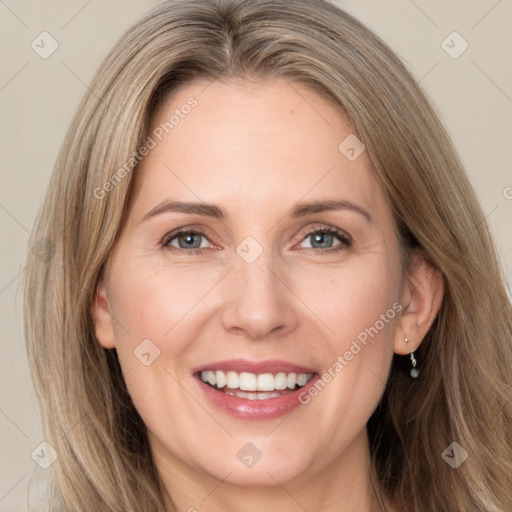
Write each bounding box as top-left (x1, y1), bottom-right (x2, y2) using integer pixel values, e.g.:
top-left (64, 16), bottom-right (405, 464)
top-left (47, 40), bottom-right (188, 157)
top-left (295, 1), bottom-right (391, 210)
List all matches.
top-left (1, 1), bottom-right (511, 510)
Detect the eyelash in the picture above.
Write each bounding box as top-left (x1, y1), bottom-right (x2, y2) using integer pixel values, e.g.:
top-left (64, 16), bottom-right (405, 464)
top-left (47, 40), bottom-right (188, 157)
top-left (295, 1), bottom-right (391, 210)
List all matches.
top-left (161, 226), bottom-right (352, 255)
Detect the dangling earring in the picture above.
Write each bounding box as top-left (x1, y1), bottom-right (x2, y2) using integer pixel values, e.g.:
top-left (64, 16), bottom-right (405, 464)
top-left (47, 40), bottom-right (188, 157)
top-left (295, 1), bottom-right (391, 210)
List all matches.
top-left (404, 337), bottom-right (419, 378)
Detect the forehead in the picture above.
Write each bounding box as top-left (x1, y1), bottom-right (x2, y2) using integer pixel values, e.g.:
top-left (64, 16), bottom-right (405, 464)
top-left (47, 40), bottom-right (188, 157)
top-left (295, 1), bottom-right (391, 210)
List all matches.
top-left (129, 78), bottom-right (387, 224)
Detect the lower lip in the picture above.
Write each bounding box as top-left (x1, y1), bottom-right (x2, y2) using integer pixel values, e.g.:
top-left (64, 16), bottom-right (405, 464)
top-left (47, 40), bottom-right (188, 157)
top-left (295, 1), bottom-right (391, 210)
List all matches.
top-left (195, 374), bottom-right (320, 420)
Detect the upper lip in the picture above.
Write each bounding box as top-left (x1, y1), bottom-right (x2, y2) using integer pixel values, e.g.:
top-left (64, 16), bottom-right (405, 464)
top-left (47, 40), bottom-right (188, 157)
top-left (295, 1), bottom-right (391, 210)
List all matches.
top-left (192, 359), bottom-right (318, 375)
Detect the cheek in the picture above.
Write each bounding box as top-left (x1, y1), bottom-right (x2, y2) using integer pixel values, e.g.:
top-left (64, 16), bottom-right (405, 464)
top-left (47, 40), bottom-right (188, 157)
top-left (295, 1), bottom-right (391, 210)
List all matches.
top-left (293, 253), bottom-right (400, 343)
top-left (104, 265), bottom-right (218, 438)
top-left (108, 264), bottom-right (222, 355)
top-left (292, 254), bottom-right (400, 412)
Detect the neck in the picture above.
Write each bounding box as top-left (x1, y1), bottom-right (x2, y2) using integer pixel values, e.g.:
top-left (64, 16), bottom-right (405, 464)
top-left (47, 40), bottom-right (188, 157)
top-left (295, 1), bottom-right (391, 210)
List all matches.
top-left (152, 429), bottom-right (388, 512)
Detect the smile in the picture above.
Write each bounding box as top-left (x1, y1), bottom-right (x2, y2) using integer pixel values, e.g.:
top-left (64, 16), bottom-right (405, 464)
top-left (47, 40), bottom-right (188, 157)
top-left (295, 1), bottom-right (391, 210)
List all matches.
top-left (199, 370), bottom-right (314, 400)
top-left (193, 359), bottom-right (320, 420)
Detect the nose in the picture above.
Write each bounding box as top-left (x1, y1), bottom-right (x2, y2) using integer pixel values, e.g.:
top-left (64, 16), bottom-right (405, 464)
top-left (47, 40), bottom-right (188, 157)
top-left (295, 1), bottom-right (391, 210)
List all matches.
top-left (220, 250), bottom-right (299, 341)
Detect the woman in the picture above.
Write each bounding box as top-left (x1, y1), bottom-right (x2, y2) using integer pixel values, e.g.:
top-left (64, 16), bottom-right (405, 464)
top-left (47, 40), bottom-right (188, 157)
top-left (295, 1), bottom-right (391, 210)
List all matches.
top-left (24, 0), bottom-right (512, 510)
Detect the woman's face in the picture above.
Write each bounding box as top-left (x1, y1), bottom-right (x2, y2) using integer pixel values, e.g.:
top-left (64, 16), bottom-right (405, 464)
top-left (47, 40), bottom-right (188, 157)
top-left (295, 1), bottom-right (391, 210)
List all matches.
top-left (94, 78), bottom-right (407, 488)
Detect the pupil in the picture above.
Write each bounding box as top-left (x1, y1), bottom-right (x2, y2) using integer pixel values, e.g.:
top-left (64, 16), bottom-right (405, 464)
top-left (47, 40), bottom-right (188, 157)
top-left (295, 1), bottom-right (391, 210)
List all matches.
top-left (313, 233), bottom-right (332, 249)
top-left (180, 234), bottom-right (200, 249)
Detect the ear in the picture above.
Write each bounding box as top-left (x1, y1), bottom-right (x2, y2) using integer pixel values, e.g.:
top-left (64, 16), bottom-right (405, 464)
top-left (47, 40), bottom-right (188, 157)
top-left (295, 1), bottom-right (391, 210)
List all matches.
top-left (394, 250), bottom-right (444, 355)
top-left (91, 276), bottom-right (116, 349)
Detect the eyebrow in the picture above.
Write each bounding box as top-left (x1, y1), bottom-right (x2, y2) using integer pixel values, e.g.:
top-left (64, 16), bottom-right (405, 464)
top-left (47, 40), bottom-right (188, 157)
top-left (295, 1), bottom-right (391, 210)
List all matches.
top-left (291, 199), bottom-right (372, 223)
top-left (140, 199), bottom-right (372, 223)
top-left (140, 201), bottom-right (227, 223)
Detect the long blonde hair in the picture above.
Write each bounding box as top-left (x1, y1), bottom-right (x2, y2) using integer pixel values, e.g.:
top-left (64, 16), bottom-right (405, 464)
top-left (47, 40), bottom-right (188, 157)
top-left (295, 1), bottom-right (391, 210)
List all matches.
top-left (24, 0), bottom-right (512, 510)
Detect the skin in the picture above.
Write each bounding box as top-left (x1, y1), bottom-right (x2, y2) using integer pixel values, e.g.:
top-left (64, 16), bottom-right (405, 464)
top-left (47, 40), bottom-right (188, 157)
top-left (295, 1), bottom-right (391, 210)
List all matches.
top-left (92, 78), bottom-right (443, 512)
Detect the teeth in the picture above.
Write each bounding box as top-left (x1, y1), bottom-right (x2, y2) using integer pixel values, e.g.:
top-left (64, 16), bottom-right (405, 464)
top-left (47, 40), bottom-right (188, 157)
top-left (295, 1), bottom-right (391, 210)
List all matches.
top-left (239, 372), bottom-right (257, 391)
top-left (206, 370), bottom-right (216, 386)
top-left (257, 373), bottom-right (275, 391)
top-left (215, 370), bottom-right (226, 388)
top-left (257, 391), bottom-right (281, 399)
top-left (225, 389), bottom-right (283, 400)
top-left (200, 370), bottom-right (313, 392)
top-left (275, 372), bottom-right (288, 390)
top-left (226, 371), bottom-right (238, 389)
top-left (297, 373), bottom-right (308, 386)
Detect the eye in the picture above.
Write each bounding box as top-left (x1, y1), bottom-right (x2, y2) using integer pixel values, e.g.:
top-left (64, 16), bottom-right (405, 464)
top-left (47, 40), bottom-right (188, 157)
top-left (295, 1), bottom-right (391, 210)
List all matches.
top-left (161, 225), bottom-right (352, 255)
top-left (298, 226), bottom-right (352, 252)
top-left (162, 228), bottom-right (212, 253)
